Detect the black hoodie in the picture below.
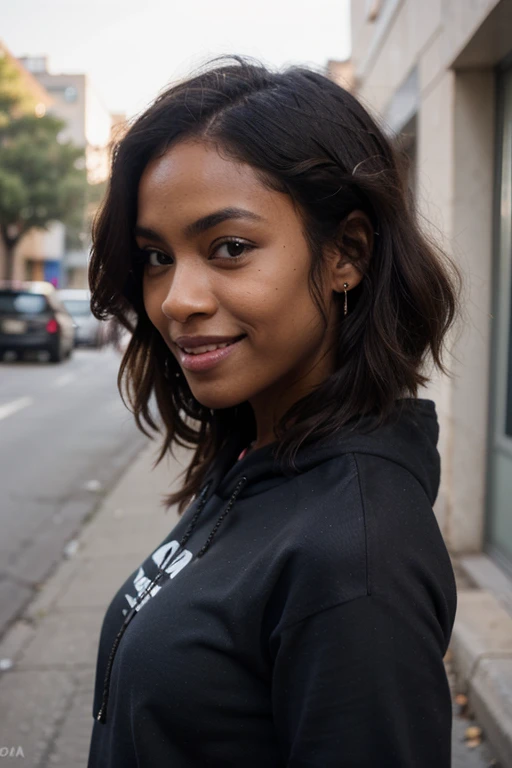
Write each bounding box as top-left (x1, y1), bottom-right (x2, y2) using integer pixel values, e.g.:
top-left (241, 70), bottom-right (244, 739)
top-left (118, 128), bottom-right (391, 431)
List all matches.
top-left (87, 398), bottom-right (457, 768)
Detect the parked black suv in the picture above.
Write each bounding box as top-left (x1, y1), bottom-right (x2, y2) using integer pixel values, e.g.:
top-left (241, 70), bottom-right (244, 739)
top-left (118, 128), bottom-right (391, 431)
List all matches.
top-left (0, 281), bottom-right (75, 363)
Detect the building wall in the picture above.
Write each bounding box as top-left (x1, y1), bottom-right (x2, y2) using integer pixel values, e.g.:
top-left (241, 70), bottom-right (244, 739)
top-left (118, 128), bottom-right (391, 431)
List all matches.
top-left (352, 0), bottom-right (444, 115)
top-left (30, 69), bottom-right (112, 183)
top-left (351, 0), bottom-right (502, 113)
top-left (17, 59), bottom-right (114, 288)
top-left (35, 72), bottom-right (87, 146)
top-left (0, 45), bottom-right (56, 282)
top-left (327, 59), bottom-right (355, 91)
top-left (350, 0), bottom-right (512, 554)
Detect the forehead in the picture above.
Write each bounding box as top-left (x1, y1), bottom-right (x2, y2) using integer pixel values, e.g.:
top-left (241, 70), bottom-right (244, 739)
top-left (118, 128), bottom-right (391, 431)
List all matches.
top-left (137, 140), bottom-right (286, 225)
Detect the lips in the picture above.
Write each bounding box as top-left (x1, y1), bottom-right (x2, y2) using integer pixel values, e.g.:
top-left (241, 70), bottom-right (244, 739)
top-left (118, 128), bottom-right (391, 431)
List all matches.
top-left (176, 335), bottom-right (246, 373)
top-left (182, 340), bottom-right (236, 355)
top-left (175, 333), bottom-right (245, 347)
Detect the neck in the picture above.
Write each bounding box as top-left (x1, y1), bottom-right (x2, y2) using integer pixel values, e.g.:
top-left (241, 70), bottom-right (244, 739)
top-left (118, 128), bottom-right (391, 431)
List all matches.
top-left (248, 341), bottom-right (337, 452)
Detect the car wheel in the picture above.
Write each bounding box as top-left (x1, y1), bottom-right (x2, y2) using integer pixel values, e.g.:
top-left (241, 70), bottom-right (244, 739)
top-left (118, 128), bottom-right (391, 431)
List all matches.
top-left (49, 343), bottom-right (64, 363)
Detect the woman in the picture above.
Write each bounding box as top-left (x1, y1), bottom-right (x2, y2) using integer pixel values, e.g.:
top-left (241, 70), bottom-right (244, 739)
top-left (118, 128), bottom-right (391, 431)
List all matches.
top-left (87, 57), bottom-right (459, 767)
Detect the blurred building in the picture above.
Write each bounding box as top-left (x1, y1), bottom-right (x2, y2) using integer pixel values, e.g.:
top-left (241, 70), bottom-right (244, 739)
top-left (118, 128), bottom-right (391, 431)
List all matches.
top-left (0, 42), bottom-right (52, 118)
top-left (110, 111), bottom-right (128, 144)
top-left (19, 56), bottom-right (114, 288)
top-left (349, 0), bottom-right (512, 579)
top-left (0, 41), bottom-right (57, 284)
top-left (327, 58), bottom-right (355, 91)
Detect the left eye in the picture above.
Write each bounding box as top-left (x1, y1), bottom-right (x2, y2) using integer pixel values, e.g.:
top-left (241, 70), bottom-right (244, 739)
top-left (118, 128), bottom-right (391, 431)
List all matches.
top-left (213, 240), bottom-right (253, 259)
top-left (144, 249), bottom-right (171, 267)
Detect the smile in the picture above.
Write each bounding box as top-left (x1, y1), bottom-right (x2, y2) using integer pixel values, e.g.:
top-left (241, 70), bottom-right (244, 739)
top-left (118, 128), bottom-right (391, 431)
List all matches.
top-left (177, 336), bottom-right (246, 372)
top-left (182, 341), bottom-right (233, 355)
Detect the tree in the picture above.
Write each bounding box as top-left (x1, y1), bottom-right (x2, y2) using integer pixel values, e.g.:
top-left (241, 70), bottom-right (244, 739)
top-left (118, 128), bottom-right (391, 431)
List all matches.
top-left (0, 52), bottom-right (87, 280)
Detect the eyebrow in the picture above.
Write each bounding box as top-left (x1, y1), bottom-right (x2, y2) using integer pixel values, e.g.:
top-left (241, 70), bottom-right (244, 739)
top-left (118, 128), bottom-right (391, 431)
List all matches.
top-left (135, 207), bottom-right (265, 244)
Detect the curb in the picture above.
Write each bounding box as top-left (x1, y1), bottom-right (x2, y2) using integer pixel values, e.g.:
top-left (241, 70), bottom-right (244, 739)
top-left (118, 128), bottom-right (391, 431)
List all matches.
top-left (450, 572), bottom-right (512, 766)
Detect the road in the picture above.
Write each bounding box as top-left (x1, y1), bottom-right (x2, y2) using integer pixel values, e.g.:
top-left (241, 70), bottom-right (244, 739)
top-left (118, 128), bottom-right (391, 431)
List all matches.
top-left (0, 346), bottom-right (147, 638)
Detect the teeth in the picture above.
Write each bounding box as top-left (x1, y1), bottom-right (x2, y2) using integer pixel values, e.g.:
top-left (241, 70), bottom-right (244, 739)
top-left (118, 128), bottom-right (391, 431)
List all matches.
top-left (183, 341), bottom-right (233, 355)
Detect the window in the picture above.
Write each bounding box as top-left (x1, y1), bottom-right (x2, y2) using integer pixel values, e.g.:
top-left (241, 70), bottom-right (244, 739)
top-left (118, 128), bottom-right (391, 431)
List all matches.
top-left (61, 299), bottom-right (91, 317)
top-left (0, 292), bottom-right (48, 315)
top-left (64, 86), bottom-right (77, 103)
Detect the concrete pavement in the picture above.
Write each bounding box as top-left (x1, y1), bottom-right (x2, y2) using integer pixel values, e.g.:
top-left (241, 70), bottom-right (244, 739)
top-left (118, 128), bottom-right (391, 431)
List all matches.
top-left (0, 440), bottom-right (504, 767)
top-left (0, 442), bottom-right (187, 767)
top-left (450, 565), bottom-right (512, 767)
top-left (0, 348), bottom-right (147, 637)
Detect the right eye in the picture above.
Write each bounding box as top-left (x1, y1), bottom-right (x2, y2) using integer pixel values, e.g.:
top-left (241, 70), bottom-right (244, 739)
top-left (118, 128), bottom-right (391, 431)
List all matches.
top-left (142, 249), bottom-right (172, 267)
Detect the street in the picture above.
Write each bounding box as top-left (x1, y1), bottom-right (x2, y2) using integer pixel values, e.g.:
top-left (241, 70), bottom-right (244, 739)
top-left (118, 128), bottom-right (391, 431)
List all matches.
top-left (0, 346), bottom-right (147, 637)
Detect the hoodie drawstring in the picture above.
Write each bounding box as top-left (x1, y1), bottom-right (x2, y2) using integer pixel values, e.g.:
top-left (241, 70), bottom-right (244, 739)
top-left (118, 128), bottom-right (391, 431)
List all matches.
top-left (95, 475), bottom-right (247, 725)
top-left (197, 476), bottom-right (247, 557)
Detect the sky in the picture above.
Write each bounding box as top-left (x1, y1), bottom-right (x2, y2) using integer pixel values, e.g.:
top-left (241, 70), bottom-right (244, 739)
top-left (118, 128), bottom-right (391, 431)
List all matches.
top-left (2, 0), bottom-right (351, 118)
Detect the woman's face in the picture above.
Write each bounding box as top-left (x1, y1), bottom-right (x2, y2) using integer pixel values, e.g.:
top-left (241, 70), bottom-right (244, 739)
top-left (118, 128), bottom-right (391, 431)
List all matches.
top-left (138, 139), bottom-right (340, 426)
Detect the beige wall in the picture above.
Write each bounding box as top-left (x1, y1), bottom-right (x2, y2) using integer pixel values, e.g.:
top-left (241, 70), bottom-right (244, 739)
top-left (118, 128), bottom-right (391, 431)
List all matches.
top-left (353, 0), bottom-right (443, 115)
top-left (415, 69), bottom-right (456, 542)
top-left (0, 225), bottom-right (64, 282)
top-left (35, 73), bottom-right (87, 146)
top-left (350, 0), bottom-right (512, 554)
top-left (418, 70), bottom-right (495, 552)
top-left (327, 59), bottom-right (354, 91)
top-left (32, 71), bottom-right (112, 184)
top-left (352, 0), bottom-right (502, 111)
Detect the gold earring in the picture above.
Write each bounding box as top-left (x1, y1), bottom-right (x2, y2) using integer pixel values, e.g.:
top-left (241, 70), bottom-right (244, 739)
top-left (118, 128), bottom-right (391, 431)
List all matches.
top-left (343, 282), bottom-right (349, 317)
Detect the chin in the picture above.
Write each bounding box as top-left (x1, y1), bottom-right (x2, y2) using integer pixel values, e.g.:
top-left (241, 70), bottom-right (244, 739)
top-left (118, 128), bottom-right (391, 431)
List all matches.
top-left (187, 386), bottom-right (247, 412)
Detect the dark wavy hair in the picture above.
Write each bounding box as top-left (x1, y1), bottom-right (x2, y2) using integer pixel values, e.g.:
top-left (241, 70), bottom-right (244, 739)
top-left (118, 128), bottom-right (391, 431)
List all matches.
top-left (89, 55), bottom-right (460, 513)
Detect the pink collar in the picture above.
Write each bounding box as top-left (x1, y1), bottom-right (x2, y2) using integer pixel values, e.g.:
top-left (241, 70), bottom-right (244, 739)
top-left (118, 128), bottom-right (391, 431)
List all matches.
top-left (237, 442), bottom-right (255, 461)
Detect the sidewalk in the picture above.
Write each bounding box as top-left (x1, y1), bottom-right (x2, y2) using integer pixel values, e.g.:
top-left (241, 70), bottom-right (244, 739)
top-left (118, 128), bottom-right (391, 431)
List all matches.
top-left (450, 558), bottom-right (512, 767)
top-left (0, 441), bottom-right (509, 767)
top-left (0, 442), bottom-right (187, 767)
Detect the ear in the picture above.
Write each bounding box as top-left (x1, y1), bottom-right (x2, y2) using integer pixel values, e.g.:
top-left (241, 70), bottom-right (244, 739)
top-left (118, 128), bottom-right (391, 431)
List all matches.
top-left (326, 210), bottom-right (374, 294)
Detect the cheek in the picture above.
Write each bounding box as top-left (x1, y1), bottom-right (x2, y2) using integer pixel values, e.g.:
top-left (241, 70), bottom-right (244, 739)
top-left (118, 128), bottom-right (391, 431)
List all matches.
top-left (253, 263), bottom-right (317, 332)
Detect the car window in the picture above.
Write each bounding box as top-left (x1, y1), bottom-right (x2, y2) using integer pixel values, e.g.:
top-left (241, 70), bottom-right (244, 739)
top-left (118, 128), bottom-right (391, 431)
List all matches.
top-left (61, 299), bottom-right (92, 317)
top-left (0, 292), bottom-right (49, 315)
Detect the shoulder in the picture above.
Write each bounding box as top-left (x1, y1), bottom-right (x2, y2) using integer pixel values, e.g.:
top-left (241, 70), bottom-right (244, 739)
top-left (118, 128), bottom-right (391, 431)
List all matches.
top-left (351, 452), bottom-right (455, 605)
top-left (285, 450), bottom-right (437, 558)
top-left (266, 451), bottom-right (456, 639)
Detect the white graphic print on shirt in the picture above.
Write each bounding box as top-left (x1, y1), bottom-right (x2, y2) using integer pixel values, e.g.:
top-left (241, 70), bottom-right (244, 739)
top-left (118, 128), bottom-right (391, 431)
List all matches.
top-left (122, 540), bottom-right (193, 616)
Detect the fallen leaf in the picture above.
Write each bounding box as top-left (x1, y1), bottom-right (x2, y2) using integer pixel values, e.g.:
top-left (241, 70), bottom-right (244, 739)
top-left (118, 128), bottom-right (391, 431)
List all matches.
top-left (466, 738), bottom-right (482, 749)
top-left (465, 726), bottom-right (483, 740)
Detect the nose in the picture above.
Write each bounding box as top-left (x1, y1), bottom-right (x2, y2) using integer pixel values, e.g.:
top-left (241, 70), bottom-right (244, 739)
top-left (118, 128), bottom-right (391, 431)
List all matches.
top-left (160, 262), bottom-right (217, 323)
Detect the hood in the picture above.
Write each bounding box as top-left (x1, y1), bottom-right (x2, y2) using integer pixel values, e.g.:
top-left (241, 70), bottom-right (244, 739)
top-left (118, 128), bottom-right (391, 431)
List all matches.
top-left (202, 397), bottom-right (440, 507)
